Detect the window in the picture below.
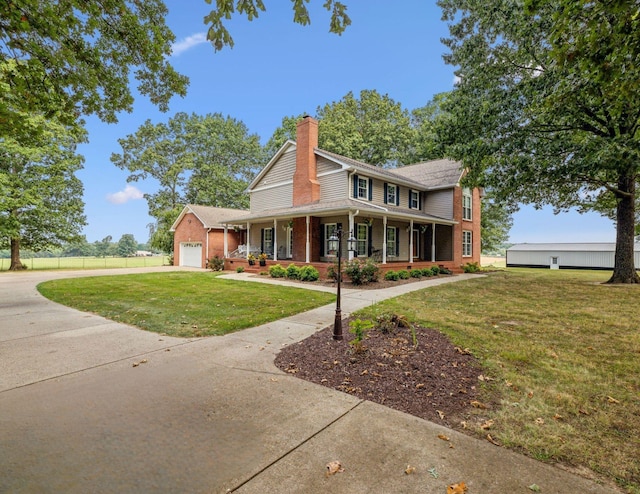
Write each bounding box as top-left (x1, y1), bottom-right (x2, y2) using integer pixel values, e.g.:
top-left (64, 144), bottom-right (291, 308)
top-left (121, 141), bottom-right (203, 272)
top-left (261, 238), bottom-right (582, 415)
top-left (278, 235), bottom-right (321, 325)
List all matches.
top-left (385, 184), bottom-right (398, 205)
top-left (386, 226), bottom-right (398, 257)
top-left (410, 190), bottom-right (420, 210)
top-left (262, 228), bottom-right (274, 255)
top-left (463, 188), bottom-right (472, 220)
top-left (324, 223), bottom-right (337, 255)
top-left (357, 177), bottom-right (369, 199)
top-left (287, 227), bottom-right (293, 258)
top-left (462, 230), bottom-right (472, 257)
top-left (356, 223), bottom-right (368, 257)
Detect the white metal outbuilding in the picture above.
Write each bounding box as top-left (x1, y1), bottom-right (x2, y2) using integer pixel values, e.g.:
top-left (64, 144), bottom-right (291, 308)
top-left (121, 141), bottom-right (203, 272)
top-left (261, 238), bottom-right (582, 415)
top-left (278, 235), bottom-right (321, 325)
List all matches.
top-left (506, 243), bottom-right (640, 270)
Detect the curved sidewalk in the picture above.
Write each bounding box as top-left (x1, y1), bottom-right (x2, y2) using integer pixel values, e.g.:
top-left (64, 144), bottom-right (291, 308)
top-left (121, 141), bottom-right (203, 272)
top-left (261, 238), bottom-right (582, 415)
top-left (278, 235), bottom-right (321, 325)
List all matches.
top-left (0, 268), bottom-right (619, 493)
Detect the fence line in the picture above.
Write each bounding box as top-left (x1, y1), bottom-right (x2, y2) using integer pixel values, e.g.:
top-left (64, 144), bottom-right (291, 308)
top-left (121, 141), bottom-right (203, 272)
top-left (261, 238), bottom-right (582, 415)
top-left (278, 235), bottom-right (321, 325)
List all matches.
top-left (0, 256), bottom-right (170, 271)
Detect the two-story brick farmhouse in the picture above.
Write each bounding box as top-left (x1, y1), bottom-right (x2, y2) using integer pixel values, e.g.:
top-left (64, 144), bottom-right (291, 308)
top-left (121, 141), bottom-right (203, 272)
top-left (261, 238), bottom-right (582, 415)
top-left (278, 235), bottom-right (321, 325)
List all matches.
top-left (172, 116), bottom-right (481, 272)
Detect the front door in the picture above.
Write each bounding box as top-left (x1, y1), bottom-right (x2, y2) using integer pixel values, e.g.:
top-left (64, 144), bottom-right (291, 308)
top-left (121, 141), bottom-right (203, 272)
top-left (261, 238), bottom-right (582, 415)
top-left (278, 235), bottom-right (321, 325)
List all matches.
top-left (412, 229), bottom-right (420, 260)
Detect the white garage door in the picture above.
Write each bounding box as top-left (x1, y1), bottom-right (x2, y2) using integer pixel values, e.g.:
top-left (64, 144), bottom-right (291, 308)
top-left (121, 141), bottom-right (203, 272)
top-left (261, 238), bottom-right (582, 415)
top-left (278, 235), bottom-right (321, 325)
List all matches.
top-left (180, 242), bottom-right (203, 268)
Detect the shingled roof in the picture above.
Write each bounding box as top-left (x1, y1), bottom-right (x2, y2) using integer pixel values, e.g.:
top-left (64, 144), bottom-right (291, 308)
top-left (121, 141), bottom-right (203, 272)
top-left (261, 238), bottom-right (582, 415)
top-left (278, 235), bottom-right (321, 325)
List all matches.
top-left (170, 205), bottom-right (249, 231)
top-left (393, 159), bottom-right (464, 189)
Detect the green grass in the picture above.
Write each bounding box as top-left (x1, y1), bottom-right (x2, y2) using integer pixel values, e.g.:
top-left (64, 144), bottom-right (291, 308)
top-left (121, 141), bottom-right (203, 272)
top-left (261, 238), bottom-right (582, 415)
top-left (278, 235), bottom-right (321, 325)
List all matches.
top-left (357, 269), bottom-right (640, 493)
top-left (1, 256), bottom-right (169, 271)
top-left (37, 272), bottom-right (335, 337)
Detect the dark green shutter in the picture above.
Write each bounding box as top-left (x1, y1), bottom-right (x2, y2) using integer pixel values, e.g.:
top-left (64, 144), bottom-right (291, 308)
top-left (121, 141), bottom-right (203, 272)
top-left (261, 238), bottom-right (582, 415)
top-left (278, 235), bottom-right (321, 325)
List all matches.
top-left (384, 183), bottom-right (388, 204)
top-left (368, 178), bottom-right (373, 200)
top-left (395, 227), bottom-right (400, 256)
top-left (353, 174), bottom-right (359, 198)
top-left (319, 224), bottom-right (325, 257)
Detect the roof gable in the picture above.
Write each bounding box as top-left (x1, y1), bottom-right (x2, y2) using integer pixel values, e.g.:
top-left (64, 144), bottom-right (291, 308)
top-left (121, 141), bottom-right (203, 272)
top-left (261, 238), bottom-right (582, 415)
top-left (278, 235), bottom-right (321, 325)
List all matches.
top-left (170, 204), bottom-right (249, 231)
top-left (393, 159), bottom-right (464, 189)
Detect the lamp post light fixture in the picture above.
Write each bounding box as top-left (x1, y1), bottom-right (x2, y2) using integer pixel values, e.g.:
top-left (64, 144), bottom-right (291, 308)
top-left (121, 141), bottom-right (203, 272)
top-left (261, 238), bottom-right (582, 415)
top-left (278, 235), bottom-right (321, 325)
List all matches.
top-left (328, 227), bottom-right (357, 340)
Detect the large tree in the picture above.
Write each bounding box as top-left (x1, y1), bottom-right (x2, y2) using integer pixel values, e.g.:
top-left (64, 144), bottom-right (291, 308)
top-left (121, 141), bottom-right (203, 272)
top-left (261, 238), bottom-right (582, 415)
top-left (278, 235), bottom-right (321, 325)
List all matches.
top-left (438, 0), bottom-right (640, 283)
top-left (112, 112), bottom-right (264, 252)
top-left (0, 112), bottom-right (86, 270)
top-left (0, 0), bottom-right (188, 127)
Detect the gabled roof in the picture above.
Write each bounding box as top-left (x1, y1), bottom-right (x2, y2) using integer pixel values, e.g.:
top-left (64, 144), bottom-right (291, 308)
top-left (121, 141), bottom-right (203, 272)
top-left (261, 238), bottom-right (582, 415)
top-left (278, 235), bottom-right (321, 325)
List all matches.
top-left (249, 139), bottom-right (464, 192)
top-left (170, 204), bottom-right (249, 231)
top-left (393, 159), bottom-right (464, 189)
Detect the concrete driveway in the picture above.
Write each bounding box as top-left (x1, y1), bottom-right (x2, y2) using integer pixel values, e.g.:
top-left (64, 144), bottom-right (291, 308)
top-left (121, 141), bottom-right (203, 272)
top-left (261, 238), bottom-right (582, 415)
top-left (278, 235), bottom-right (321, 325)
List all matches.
top-left (0, 268), bottom-right (620, 493)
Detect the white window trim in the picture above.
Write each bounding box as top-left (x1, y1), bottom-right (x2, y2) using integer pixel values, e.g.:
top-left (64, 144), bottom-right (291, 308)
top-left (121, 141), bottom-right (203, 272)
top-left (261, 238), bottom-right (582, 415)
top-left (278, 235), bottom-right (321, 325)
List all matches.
top-left (463, 188), bottom-right (472, 221)
top-left (263, 227), bottom-right (274, 255)
top-left (463, 230), bottom-right (472, 257)
top-left (410, 190), bottom-right (419, 210)
top-left (356, 223), bottom-right (368, 257)
top-left (357, 177), bottom-right (369, 200)
top-left (386, 226), bottom-right (397, 257)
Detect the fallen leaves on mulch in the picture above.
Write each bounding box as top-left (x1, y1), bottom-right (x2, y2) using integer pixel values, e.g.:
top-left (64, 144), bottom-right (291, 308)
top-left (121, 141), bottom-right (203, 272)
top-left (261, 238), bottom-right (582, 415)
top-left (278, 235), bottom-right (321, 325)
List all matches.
top-left (274, 318), bottom-right (485, 428)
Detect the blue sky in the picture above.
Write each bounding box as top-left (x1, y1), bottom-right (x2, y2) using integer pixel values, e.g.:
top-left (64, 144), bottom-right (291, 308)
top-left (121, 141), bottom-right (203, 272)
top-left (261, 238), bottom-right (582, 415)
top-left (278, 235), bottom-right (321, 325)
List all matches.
top-left (77, 0), bottom-right (617, 245)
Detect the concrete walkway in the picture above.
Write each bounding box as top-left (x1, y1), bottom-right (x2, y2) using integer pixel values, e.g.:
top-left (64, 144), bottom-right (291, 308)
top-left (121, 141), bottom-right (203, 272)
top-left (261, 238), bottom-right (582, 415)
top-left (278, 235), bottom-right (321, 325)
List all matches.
top-left (0, 267), bottom-right (619, 493)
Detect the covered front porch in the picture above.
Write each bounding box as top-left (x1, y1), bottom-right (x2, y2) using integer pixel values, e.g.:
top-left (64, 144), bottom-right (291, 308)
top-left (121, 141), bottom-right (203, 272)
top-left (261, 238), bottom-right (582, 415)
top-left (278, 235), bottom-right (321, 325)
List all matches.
top-left (222, 206), bottom-right (457, 269)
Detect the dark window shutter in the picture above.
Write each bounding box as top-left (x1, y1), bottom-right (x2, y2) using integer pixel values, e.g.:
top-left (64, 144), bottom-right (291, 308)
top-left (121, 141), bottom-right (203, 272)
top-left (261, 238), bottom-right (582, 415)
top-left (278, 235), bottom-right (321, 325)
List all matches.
top-left (395, 228), bottom-right (400, 255)
top-left (320, 224), bottom-right (325, 257)
top-left (260, 228), bottom-right (265, 252)
top-left (384, 183), bottom-right (388, 204)
top-left (408, 191), bottom-right (412, 208)
top-left (396, 188), bottom-right (400, 206)
top-left (353, 174), bottom-right (359, 198)
top-left (368, 178), bottom-right (373, 200)
top-left (368, 225), bottom-right (373, 256)
top-left (419, 192), bottom-right (423, 210)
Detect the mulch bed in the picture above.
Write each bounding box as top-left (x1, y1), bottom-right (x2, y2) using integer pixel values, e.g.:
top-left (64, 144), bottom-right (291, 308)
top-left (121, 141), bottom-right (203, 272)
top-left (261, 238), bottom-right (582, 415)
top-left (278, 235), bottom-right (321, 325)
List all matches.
top-left (274, 316), bottom-right (485, 428)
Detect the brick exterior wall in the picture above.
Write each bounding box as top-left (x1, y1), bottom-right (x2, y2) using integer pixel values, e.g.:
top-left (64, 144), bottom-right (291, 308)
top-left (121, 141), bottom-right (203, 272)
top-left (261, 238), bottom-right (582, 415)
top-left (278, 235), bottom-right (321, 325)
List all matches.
top-left (452, 186), bottom-right (482, 268)
top-left (173, 212), bottom-right (242, 268)
top-left (292, 117), bottom-right (320, 206)
top-left (292, 216), bottom-right (321, 262)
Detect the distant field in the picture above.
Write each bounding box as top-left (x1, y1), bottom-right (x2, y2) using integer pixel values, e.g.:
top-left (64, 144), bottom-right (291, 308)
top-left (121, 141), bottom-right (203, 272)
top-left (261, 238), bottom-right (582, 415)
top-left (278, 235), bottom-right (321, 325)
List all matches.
top-left (0, 256), bottom-right (170, 271)
top-left (481, 255), bottom-right (506, 267)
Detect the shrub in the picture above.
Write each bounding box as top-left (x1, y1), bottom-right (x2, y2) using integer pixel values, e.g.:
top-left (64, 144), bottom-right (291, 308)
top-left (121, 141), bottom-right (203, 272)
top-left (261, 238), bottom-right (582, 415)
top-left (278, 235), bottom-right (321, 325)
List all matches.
top-left (344, 259), bottom-right (380, 285)
top-left (440, 267), bottom-right (452, 275)
top-left (269, 264), bottom-right (287, 278)
top-left (421, 267), bottom-right (432, 277)
top-left (236, 266), bottom-right (245, 273)
top-left (286, 263), bottom-right (300, 280)
top-left (463, 262), bottom-right (481, 273)
top-left (298, 265), bottom-right (320, 282)
top-left (398, 269), bottom-right (410, 280)
top-left (326, 262), bottom-right (339, 282)
top-left (384, 270), bottom-right (399, 281)
top-left (207, 255), bottom-right (225, 271)
top-left (375, 313), bottom-right (396, 333)
top-left (410, 269), bottom-right (422, 278)
top-left (431, 266), bottom-right (440, 275)
top-left (349, 318), bottom-right (374, 353)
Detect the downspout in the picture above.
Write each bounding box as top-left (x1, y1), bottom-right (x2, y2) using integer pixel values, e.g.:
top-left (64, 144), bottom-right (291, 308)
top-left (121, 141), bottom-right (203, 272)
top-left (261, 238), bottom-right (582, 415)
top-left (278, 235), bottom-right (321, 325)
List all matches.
top-left (223, 226), bottom-right (228, 258)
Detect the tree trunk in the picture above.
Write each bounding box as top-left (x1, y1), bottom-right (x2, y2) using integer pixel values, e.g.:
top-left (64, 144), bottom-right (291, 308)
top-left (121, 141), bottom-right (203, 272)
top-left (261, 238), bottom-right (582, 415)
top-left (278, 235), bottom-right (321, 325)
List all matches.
top-left (9, 237), bottom-right (25, 271)
top-left (608, 175), bottom-right (640, 283)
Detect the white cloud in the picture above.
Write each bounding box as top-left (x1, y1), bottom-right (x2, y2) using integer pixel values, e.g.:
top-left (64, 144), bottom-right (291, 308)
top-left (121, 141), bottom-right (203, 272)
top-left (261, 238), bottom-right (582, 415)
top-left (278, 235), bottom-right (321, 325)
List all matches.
top-left (171, 32), bottom-right (208, 56)
top-left (106, 185), bottom-right (144, 205)
top-left (453, 74), bottom-right (462, 86)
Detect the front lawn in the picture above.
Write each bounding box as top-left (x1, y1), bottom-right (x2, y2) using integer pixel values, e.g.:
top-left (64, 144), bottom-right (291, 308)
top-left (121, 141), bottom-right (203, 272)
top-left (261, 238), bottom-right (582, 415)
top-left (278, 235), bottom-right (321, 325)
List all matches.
top-left (38, 272), bottom-right (335, 337)
top-left (357, 269), bottom-right (640, 493)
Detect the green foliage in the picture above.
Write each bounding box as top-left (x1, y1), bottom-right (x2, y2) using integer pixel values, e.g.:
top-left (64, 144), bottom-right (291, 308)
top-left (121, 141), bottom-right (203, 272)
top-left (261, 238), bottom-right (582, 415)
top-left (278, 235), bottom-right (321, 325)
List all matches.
top-left (298, 265), bottom-right (320, 282)
top-left (236, 266), bottom-right (245, 273)
top-left (397, 270), bottom-right (410, 280)
top-left (0, 1), bottom-right (188, 128)
top-left (375, 313), bottom-right (396, 334)
top-left (349, 318), bottom-right (374, 353)
top-left (410, 269), bottom-right (422, 278)
top-left (438, 0), bottom-right (640, 282)
top-left (117, 234), bottom-right (137, 257)
top-left (420, 267), bottom-right (433, 277)
top-left (208, 255), bottom-right (225, 272)
top-left (326, 262), bottom-right (339, 282)
top-left (384, 270), bottom-right (399, 281)
top-left (481, 192), bottom-right (514, 254)
top-left (430, 266), bottom-right (440, 276)
top-left (286, 263), bottom-right (300, 280)
top-left (463, 262), bottom-right (481, 273)
top-left (344, 259), bottom-right (380, 285)
top-left (204, 1), bottom-right (351, 51)
top-left (268, 264), bottom-right (287, 278)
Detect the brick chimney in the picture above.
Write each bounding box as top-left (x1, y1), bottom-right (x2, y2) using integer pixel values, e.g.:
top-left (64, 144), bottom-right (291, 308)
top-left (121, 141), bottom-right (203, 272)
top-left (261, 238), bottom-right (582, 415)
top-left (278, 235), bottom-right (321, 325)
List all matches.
top-left (293, 116), bottom-right (320, 206)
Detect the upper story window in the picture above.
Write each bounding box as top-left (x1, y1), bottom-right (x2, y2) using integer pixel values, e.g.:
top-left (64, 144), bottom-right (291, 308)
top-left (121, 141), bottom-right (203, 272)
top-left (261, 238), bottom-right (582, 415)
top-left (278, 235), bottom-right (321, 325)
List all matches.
top-left (463, 188), bottom-right (472, 220)
top-left (353, 174), bottom-right (372, 201)
top-left (409, 190), bottom-right (420, 210)
top-left (384, 183), bottom-right (398, 205)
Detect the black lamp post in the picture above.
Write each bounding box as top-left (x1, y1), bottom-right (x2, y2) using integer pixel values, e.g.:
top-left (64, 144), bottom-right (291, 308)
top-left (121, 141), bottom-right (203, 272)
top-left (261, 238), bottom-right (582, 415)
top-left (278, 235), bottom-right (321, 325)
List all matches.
top-left (328, 227), bottom-right (357, 340)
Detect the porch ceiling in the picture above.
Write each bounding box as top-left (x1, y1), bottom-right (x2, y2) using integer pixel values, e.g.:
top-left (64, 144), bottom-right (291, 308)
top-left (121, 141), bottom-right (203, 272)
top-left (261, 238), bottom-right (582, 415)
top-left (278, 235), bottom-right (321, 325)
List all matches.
top-left (221, 199), bottom-right (456, 226)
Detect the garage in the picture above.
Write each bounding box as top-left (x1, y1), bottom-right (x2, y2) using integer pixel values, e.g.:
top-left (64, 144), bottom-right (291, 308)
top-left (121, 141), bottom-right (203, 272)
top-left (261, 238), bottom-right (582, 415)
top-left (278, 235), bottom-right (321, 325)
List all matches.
top-left (180, 242), bottom-right (203, 268)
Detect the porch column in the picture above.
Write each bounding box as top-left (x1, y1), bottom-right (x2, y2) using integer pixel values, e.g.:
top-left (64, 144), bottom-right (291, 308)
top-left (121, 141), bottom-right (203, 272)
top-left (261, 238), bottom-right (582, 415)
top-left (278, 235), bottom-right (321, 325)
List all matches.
top-left (305, 215), bottom-right (310, 263)
top-left (409, 220), bottom-right (414, 263)
top-left (382, 216), bottom-right (388, 264)
top-left (348, 211), bottom-right (355, 260)
top-left (223, 226), bottom-right (228, 257)
top-left (431, 222), bottom-right (436, 262)
top-left (246, 222), bottom-right (251, 258)
top-left (273, 219), bottom-right (278, 261)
